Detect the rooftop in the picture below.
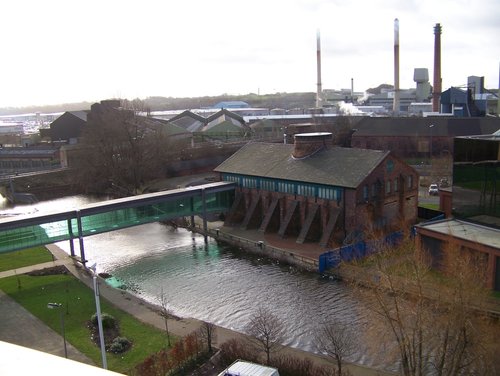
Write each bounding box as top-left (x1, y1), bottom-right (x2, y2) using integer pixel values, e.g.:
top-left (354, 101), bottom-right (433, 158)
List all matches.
top-left (214, 142), bottom-right (389, 188)
top-left (416, 219), bottom-right (500, 250)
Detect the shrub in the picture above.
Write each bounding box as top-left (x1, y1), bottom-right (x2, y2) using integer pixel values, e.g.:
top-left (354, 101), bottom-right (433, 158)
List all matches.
top-left (271, 354), bottom-right (335, 376)
top-left (91, 312), bottom-right (117, 330)
top-left (109, 336), bottom-right (132, 354)
top-left (219, 338), bottom-right (259, 367)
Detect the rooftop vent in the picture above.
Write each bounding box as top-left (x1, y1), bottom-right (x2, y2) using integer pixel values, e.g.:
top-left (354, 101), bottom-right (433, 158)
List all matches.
top-left (292, 132), bottom-right (332, 159)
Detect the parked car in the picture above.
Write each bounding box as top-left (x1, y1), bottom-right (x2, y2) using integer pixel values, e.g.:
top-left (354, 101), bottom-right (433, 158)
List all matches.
top-left (428, 184), bottom-right (439, 196)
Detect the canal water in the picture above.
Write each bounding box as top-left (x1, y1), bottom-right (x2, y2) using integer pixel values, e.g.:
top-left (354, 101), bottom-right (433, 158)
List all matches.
top-left (0, 195), bottom-right (387, 370)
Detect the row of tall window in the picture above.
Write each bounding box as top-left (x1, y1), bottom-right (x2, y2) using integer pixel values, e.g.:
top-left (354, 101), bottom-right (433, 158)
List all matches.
top-left (223, 173), bottom-right (341, 201)
top-left (362, 175), bottom-right (414, 201)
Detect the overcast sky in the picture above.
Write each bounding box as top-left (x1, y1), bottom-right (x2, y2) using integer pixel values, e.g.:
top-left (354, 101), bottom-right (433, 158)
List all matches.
top-left (1, 0), bottom-right (499, 108)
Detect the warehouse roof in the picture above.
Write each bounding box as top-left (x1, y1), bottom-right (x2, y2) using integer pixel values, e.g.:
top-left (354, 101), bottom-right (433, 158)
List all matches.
top-left (214, 142), bottom-right (389, 188)
top-left (352, 117), bottom-right (500, 137)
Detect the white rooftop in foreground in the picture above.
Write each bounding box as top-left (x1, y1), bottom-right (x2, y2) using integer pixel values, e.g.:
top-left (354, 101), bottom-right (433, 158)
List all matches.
top-left (417, 218), bottom-right (500, 249)
top-left (218, 360), bottom-right (280, 376)
top-left (0, 341), bottom-right (123, 376)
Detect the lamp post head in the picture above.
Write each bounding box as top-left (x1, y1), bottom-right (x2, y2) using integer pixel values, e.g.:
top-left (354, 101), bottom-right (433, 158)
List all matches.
top-left (47, 302), bottom-right (62, 309)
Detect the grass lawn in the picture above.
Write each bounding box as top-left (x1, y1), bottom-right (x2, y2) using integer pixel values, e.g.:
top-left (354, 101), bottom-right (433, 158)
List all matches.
top-left (0, 246), bottom-right (54, 272)
top-left (0, 271), bottom-right (171, 374)
top-left (418, 203), bottom-right (440, 211)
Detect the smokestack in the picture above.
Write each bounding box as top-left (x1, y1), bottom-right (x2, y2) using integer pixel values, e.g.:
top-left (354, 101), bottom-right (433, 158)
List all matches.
top-left (351, 78), bottom-right (354, 102)
top-left (393, 18), bottom-right (400, 113)
top-left (432, 23), bottom-right (442, 112)
top-left (316, 30), bottom-right (322, 108)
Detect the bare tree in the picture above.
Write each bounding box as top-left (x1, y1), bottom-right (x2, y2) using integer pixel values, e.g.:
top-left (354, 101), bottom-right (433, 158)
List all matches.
top-left (355, 235), bottom-right (499, 376)
top-left (314, 320), bottom-right (355, 376)
top-left (197, 321), bottom-right (217, 353)
top-left (245, 307), bottom-right (285, 365)
top-left (74, 100), bottom-right (172, 195)
top-left (158, 288), bottom-right (172, 347)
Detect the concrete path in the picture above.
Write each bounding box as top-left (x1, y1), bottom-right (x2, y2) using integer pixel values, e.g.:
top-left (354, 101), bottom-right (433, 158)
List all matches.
top-left (0, 290), bottom-right (93, 365)
top-left (0, 244), bottom-right (393, 376)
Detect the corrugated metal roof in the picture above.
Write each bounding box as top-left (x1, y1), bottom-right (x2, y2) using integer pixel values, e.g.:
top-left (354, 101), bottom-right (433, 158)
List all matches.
top-left (214, 143), bottom-right (388, 188)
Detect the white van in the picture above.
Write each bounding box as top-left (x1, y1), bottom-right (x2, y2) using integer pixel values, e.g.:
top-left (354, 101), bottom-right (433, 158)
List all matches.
top-left (218, 360), bottom-right (280, 376)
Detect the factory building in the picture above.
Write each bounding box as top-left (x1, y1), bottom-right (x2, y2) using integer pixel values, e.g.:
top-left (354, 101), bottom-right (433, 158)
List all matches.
top-left (415, 132), bottom-right (500, 290)
top-left (215, 132), bottom-right (418, 248)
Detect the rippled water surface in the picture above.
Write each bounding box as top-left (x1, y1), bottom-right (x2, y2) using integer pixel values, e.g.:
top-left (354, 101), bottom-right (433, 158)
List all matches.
top-left (2, 195), bottom-right (387, 369)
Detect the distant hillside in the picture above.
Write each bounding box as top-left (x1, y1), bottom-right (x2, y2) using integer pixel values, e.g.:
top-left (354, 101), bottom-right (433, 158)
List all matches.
top-left (0, 92), bottom-right (316, 116)
top-left (0, 102), bottom-right (94, 116)
top-left (142, 92), bottom-right (316, 111)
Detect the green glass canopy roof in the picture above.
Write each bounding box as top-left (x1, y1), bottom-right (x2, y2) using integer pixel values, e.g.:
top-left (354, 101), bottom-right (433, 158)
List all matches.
top-left (0, 182), bottom-right (235, 254)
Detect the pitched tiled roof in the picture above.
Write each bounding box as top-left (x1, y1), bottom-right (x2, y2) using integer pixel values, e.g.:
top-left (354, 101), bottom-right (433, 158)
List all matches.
top-left (161, 122), bottom-right (191, 136)
top-left (68, 111), bottom-right (88, 122)
top-left (214, 143), bottom-right (389, 188)
top-left (206, 109), bottom-right (245, 124)
top-left (168, 110), bottom-right (206, 123)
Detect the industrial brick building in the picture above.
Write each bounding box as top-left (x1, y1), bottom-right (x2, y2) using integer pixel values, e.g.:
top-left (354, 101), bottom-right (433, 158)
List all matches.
top-left (415, 132), bottom-right (500, 290)
top-left (215, 132), bottom-right (418, 248)
top-left (49, 111), bottom-right (88, 143)
top-left (351, 117), bottom-right (500, 160)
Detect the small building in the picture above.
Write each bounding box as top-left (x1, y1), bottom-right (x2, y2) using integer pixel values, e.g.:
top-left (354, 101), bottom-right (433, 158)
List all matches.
top-left (168, 110), bottom-right (206, 132)
top-left (203, 109), bottom-right (248, 137)
top-left (49, 111), bottom-right (88, 144)
top-left (0, 147), bottom-right (60, 173)
top-left (218, 360), bottom-right (280, 376)
top-left (215, 132), bottom-right (418, 248)
top-left (414, 132), bottom-right (500, 290)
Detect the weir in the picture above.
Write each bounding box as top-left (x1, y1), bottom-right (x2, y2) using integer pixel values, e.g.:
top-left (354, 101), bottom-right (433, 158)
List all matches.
top-left (0, 182), bottom-right (235, 262)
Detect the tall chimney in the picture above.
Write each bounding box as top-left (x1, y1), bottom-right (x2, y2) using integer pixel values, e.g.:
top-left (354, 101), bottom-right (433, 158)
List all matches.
top-left (393, 18), bottom-right (400, 113)
top-left (432, 23), bottom-right (442, 112)
top-left (316, 30), bottom-right (322, 108)
top-left (351, 78), bottom-right (354, 102)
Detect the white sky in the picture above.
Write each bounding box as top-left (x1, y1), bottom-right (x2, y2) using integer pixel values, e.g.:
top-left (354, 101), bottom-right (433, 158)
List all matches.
top-left (1, 0), bottom-right (499, 108)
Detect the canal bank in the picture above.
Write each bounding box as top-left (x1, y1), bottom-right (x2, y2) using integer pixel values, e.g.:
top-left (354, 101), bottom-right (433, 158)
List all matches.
top-left (188, 219), bottom-right (325, 273)
top-left (42, 244), bottom-right (393, 376)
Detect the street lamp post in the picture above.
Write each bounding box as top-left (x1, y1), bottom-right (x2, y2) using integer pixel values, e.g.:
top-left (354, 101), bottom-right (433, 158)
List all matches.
top-left (47, 302), bottom-right (67, 358)
top-left (89, 263), bottom-right (108, 370)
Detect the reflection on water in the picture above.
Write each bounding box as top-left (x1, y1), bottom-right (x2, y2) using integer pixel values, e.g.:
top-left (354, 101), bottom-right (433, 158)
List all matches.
top-left (0, 194), bottom-right (102, 217)
top-left (1, 195), bottom-right (389, 370)
top-left (55, 224), bottom-right (379, 366)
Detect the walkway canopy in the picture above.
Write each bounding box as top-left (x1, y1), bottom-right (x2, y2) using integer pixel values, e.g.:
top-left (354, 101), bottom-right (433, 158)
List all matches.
top-left (0, 182), bottom-right (235, 255)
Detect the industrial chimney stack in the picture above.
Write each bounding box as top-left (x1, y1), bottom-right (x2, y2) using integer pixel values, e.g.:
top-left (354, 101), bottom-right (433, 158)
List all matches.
top-left (432, 23), bottom-right (442, 112)
top-left (393, 18), bottom-right (400, 113)
top-left (316, 30), bottom-right (322, 108)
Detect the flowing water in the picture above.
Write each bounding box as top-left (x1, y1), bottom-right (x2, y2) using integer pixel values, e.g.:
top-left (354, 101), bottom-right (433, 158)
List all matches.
top-left (1, 194), bottom-right (388, 370)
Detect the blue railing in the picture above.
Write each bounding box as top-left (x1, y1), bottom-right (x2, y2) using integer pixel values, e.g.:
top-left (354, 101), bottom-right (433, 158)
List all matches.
top-left (319, 231), bottom-right (404, 273)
